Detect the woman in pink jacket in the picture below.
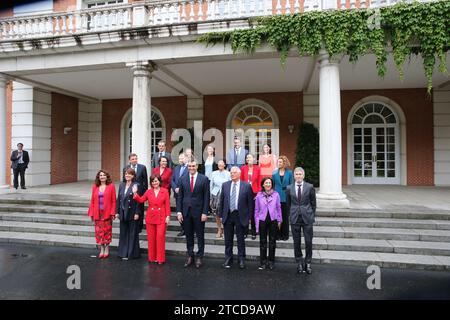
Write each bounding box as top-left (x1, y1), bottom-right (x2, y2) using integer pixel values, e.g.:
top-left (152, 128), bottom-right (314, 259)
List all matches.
top-left (254, 177), bottom-right (282, 270)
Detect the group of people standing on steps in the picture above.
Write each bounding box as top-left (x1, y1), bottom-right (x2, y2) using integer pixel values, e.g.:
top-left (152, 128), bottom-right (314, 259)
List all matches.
top-left (87, 137), bottom-right (316, 274)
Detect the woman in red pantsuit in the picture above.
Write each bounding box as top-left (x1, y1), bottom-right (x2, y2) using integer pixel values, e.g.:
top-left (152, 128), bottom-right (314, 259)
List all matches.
top-left (152, 156), bottom-right (173, 196)
top-left (133, 175), bottom-right (171, 264)
top-left (88, 169), bottom-right (116, 259)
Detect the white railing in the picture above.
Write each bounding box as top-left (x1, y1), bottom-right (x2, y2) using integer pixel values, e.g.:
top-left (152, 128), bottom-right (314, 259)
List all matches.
top-left (0, 0), bottom-right (436, 41)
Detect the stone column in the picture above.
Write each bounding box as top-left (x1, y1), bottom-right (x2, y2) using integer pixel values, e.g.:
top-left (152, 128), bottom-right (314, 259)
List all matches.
top-left (127, 61), bottom-right (155, 172)
top-left (317, 51), bottom-right (349, 208)
top-left (0, 75), bottom-right (8, 188)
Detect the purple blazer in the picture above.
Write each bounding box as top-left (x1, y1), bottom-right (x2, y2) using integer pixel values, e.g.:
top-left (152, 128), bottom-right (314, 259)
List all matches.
top-left (254, 190), bottom-right (282, 233)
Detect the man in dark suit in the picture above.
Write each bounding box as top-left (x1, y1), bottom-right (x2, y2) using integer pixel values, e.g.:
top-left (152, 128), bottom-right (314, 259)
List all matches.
top-left (152, 140), bottom-right (173, 169)
top-left (286, 167), bottom-right (316, 275)
top-left (218, 166), bottom-right (254, 269)
top-left (10, 143), bottom-right (30, 190)
top-left (226, 137), bottom-right (248, 170)
top-left (123, 153), bottom-right (148, 232)
top-left (171, 153), bottom-right (188, 237)
top-left (176, 160), bottom-right (210, 268)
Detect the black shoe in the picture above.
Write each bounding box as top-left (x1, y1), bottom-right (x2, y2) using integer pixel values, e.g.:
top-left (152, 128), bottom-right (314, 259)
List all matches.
top-left (195, 257), bottom-right (203, 269)
top-left (222, 258), bottom-right (232, 269)
top-left (306, 263), bottom-right (312, 275)
top-left (251, 234), bottom-right (256, 240)
top-left (268, 262), bottom-right (274, 270)
top-left (258, 263), bottom-right (266, 270)
top-left (184, 256), bottom-right (194, 268)
top-left (239, 260), bottom-right (246, 270)
top-left (177, 230), bottom-right (185, 237)
top-left (243, 234), bottom-right (248, 239)
top-left (21, 187), bottom-right (26, 189)
top-left (297, 263), bottom-right (304, 274)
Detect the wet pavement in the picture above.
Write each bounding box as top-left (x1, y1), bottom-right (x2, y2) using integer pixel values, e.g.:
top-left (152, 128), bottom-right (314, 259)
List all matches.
top-left (0, 244), bottom-right (449, 300)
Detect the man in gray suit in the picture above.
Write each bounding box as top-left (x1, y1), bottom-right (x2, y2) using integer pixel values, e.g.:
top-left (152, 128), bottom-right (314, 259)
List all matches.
top-left (10, 143), bottom-right (30, 190)
top-left (152, 140), bottom-right (173, 169)
top-left (286, 167), bottom-right (316, 275)
top-left (226, 137), bottom-right (248, 170)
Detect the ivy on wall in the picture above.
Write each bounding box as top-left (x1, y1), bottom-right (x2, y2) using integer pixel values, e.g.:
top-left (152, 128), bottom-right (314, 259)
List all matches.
top-left (198, 1), bottom-right (449, 92)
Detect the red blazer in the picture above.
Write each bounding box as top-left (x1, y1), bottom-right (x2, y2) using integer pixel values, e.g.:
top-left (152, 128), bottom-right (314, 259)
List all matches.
top-left (134, 188), bottom-right (171, 225)
top-left (88, 183), bottom-right (116, 221)
top-left (152, 167), bottom-right (173, 195)
top-left (241, 165), bottom-right (262, 194)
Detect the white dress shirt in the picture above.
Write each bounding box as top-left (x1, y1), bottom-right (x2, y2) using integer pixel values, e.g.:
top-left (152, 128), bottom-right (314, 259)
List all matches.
top-left (189, 172), bottom-right (198, 191)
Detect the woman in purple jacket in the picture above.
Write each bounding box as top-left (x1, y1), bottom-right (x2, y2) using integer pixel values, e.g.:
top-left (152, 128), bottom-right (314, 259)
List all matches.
top-left (254, 177), bottom-right (282, 270)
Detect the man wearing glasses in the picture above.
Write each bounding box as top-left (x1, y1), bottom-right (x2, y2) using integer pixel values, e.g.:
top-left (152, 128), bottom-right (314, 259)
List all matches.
top-left (176, 160), bottom-right (210, 268)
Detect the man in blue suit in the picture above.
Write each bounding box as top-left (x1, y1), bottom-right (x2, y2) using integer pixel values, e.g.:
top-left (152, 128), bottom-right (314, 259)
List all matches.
top-left (218, 166), bottom-right (254, 269)
top-left (176, 160), bottom-right (210, 268)
top-left (226, 137), bottom-right (248, 170)
top-left (171, 153), bottom-right (188, 237)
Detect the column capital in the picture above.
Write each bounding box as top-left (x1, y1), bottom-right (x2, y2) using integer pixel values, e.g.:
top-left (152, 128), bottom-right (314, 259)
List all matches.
top-left (126, 61), bottom-right (157, 77)
top-left (318, 50), bottom-right (342, 67)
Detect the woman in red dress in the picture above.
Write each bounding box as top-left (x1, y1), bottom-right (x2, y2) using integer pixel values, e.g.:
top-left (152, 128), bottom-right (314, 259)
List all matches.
top-left (88, 169), bottom-right (116, 259)
top-left (152, 156), bottom-right (173, 196)
top-left (259, 144), bottom-right (278, 179)
top-left (133, 175), bottom-right (171, 264)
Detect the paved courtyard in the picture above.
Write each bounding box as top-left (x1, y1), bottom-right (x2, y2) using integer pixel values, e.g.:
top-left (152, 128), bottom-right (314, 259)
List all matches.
top-left (0, 243), bottom-right (449, 300)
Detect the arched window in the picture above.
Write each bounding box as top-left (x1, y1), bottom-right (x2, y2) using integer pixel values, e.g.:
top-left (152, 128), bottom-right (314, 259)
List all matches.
top-left (228, 100), bottom-right (279, 160)
top-left (351, 102), bottom-right (399, 184)
top-left (124, 107), bottom-right (165, 162)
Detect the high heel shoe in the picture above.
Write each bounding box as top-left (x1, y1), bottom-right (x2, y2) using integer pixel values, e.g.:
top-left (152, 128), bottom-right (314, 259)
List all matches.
top-left (103, 253), bottom-right (109, 259)
top-left (99, 254), bottom-right (104, 259)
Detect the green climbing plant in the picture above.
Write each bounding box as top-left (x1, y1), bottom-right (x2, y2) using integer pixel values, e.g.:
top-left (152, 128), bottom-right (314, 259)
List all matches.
top-left (295, 122), bottom-right (319, 187)
top-left (198, 1), bottom-right (449, 92)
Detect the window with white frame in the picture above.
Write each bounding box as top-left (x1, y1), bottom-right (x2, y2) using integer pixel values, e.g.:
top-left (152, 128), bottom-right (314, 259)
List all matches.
top-left (228, 103), bottom-right (279, 161)
top-left (125, 108), bottom-right (166, 164)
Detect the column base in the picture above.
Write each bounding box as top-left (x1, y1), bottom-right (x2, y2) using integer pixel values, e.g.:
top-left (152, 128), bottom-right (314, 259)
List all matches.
top-left (316, 192), bottom-right (350, 208)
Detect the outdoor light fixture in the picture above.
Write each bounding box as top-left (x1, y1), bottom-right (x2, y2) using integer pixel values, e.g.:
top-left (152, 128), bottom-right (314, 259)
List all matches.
top-left (288, 125), bottom-right (295, 134)
top-left (63, 127), bottom-right (72, 135)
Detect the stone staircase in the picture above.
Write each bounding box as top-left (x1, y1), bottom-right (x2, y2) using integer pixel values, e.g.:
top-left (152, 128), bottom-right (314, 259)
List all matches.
top-left (0, 195), bottom-right (449, 270)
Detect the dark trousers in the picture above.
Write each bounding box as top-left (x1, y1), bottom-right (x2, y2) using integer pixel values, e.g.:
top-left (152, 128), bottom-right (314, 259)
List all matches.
top-left (292, 222), bottom-right (314, 264)
top-left (245, 193), bottom-right (256, 236)
top-left (183, 209), bottom-right (205, 258)
top-left (13, 164), bottom-right (26, 189)
top-left (259, 214), bottom-right (278, 264)
top-left (224, 210), bottom-right (246, 261)
top-left (138, 203), bottom-right (145, 233)
top-left (117, 218), bottom-right (141, 259)
top-left (175, 193), bottom-right (184, 230)
top-left (279, 202), bottom-right (290, 240)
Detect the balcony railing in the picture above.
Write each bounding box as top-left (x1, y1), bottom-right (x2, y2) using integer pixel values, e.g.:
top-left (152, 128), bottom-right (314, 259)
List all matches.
top-left (0, 0), bottom-right (435, 41)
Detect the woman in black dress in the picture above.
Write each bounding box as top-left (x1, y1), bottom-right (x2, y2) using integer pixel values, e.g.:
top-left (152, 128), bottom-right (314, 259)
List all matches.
top-left (116, 168), bottom-right (141, 260)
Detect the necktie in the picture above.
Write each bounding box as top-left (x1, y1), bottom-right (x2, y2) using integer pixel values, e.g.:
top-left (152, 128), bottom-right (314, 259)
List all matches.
top-left (190, 175), bottom-right (194, 192)
top-left (297, 184), bottom-right (302, 202)
top-left (230, 182), bottom-right (237, 212)
top-left (180, 165), bottom-right (185, 177)
top-left (234, 149), bottom-right (238, 165)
